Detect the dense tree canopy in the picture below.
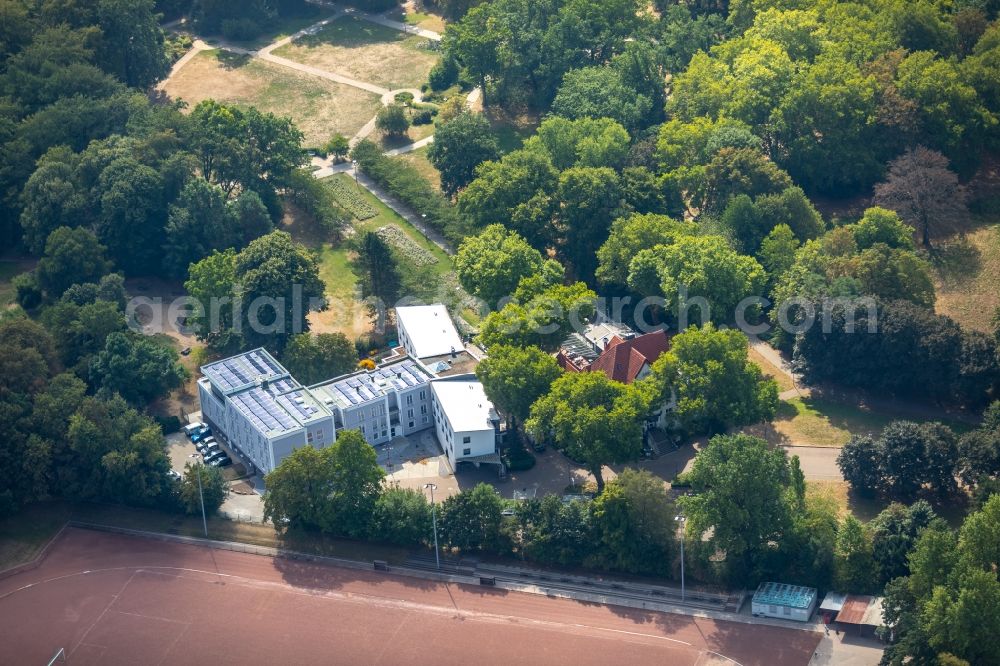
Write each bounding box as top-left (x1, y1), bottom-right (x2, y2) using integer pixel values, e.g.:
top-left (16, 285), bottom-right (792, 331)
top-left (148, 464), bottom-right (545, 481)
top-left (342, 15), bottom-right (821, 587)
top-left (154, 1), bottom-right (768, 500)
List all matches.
top-left (526, 371), bottom-right (646, 491)
top-left (644, 324), bottom-right (778, 435)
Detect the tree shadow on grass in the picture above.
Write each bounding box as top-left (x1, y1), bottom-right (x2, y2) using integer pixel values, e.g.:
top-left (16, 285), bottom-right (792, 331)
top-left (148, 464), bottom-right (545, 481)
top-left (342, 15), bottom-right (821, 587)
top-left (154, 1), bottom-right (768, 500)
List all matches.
top-left (931, 236), bottom-right (982, 286)
top-left (216, 51), bottom-right (252, 70)
top-left (295, 15), bottom-right (406, 50)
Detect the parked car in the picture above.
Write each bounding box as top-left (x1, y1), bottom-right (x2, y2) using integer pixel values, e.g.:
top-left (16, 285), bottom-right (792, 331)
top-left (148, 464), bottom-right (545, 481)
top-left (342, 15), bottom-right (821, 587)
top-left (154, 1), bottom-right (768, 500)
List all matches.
top-left (167, 469), bottom-right (182, 481)
top-left (203, 449), bottom-right (226, 464)
top-left (195, 438), bottom-right (216, 453)
top-left (191, 427), bottom-right (212, 443)
top-left (183, 422), bottom-right (206, 437)
top-left (210, 455), bottom-right (232, 468)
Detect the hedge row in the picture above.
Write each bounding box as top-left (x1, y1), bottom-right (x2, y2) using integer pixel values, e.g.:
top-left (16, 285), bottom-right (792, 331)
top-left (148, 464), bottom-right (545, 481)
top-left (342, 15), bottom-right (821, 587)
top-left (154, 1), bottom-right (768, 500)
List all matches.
top-left (350, 140), bottom-right (468, 244)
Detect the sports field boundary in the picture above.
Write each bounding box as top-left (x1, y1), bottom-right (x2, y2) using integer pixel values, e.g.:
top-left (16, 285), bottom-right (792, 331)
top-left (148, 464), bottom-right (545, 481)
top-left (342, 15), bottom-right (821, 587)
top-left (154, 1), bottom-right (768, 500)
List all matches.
top-left (0, 523), bottom-right (70, 582)
top-left (65, 521), bottom-right (481, 586)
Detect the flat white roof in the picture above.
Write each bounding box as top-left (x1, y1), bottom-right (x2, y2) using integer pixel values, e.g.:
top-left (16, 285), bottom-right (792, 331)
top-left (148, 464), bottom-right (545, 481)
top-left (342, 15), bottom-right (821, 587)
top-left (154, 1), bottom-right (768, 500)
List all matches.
top-left (431, 379), bottom-right (497, 433)
top-left (396, 304), bottom-right (464, 359)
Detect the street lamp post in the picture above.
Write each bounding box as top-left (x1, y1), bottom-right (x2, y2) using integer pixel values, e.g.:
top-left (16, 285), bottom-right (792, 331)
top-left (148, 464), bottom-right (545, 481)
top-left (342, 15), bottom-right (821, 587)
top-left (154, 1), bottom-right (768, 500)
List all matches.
top-left (189, 454), bottom-right (208, 537)
top-left (675, 512), bottom-right (686, 601)
top-left (424, 483), bottom-right (440, 570)
top-left (352, 160), bottom-right (359, 187)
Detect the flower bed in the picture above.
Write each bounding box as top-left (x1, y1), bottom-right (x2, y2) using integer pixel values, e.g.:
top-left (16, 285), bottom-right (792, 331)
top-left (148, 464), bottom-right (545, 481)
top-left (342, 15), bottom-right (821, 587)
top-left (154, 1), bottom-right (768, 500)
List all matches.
top-left (375, 225), bottom-right (437, 267)
top-left (325, 176), bottom-right (378, 220)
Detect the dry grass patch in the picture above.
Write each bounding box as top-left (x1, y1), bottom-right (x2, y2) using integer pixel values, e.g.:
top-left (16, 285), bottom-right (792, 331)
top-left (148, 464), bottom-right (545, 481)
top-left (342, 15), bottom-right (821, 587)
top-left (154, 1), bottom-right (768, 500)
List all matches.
top-left (161, 49), bottom-right (381, 145)
top-left (744, 395), bottom-right (974, 448)
top-left (748, 346), bottom-right (795, 393)
top-left (272, 15), bottom-right (440, 90)
top-left (932, 219), bottom-right (1000, 332)
top-left (392, 146), bottom-right (441, 192)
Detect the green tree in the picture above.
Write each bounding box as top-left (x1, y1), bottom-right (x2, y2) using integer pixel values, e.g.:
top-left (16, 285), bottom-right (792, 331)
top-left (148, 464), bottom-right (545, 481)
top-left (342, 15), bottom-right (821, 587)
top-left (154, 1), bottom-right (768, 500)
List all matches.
top-left (281, 333), bottom-right (357, 385)
top-left (457, 149), bottom-right (558, 249)
top-left (758, 224), bottom-right (799, 294)
top-left (235, 231), bottom-right (326, 353)
top-left (527, 116), bottom-right (631, 171)
top-left (427, 111), bottom-right (499, 196)
top-left (375, 103), bottom-right (410, 138)
top-left (36, 226), bottom-right (112, 298)
top-left (324, 133), bottom-right (350, 162)
top-left (180, 462), bottom-right (228, 516)
top-left (589, 468), bottom-right (675, 575)
top-left (551, 66), bottom-right (652, 132)
top-left (63, 394), bottom-right (171, 505)
top-left (183, 249), bottom-right (240, 351)
top-left (163, 178), bottom-right (233, 277)
top-left (526, 372), bottom-right (645, 491)
top-left (326, 429), bottom-right (384, 538)
top-left (516, 495), bottom-right (592, 566)
top-left (595, 213), bottom-right (697, 287)
top-left (851, 207), bottom-right (915, 250)
top-left (871, 501), bottom-right (937, 586)
top-left (96, 0), bottom-right (169, 88)
top-left (837, 435), bottom-right (882, 497)
top-left (834, 515), bottom-right (876, 593)
top-left (680, 434), bottom-right (794, 584)
top-left (555, 166), bottom-right (621, 281)
top-left (94, 156), bottom-right (168, 275)
top-left (700, 148), bottom-right (793, 214)
top-left (476, 344), bottom-right (562, 429)
top-left (455, 225), bottom-right (547, 307)
top-left (644, 324), bottom-right (778, 435)
top-left (353, 231), bottom-right (401, 324)
top-left (90, 332), bottom-right (188, 405)
top-left (438, 482), bottom-right (504, 551)
top-left (263, 445), bottom-right (336, 532)
top-left (18, 157), bottom-right (87, 254)
top-left (370, 487), bottom-right (432, 546)
top-left (477, 282), bottom-right (596, 351)
top-left (629, 236), bottom-right (766, 326)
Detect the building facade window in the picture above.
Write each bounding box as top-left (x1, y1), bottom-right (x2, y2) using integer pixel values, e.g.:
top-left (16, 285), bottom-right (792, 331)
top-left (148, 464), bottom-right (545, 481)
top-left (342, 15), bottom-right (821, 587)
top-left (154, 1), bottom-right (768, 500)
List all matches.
top-left (463, 435), bottom-right (471, 444)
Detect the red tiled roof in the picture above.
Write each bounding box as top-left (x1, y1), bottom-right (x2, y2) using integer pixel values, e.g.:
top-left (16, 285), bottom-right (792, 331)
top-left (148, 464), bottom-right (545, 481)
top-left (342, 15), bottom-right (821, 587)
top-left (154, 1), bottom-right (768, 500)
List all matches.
top-left (588, 331), bottom-right (671, 384)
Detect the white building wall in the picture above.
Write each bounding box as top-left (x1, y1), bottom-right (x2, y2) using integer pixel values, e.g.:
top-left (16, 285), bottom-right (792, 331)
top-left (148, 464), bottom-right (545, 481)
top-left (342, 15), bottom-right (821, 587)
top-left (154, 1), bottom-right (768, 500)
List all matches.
top-left (397, 385), bottom-right (432, 436)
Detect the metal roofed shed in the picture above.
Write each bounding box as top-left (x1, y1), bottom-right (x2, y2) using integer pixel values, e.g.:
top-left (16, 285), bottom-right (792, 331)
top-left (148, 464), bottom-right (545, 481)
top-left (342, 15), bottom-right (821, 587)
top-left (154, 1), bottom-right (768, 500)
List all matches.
top-left (395, 304), bottom-right (465, 359)
top-left (751, 582), bottom-right (817, 622)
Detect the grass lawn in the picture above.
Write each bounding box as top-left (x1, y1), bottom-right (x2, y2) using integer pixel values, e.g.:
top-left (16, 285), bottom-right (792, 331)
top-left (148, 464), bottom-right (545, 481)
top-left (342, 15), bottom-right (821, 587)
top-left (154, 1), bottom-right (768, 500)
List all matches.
top-left (272, 15), bottom-right (440, 90)
top-left (287, 174), bottom-right (457, 338)
top-left (161, 49), bottom-right (381, 146)
top-left (484, 107), bottom-right (540, 153)
top-left (391, 146), bottom-right (442, 192)
top-left (385, 5), bottom-right (447, 33)
top-left (932, 217), bottom-right (1000, 333)
top-left (744, 394), bottom-right (974, 448)
top-left (0, 501), bottom-right (411, 572)
top-left (211, 8), bottom-right (329, 50)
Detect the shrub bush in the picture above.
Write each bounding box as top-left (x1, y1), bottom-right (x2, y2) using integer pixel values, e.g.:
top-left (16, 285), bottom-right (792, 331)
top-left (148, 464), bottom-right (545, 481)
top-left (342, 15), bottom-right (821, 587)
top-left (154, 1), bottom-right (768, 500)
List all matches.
top-left (428, 56), bottom-right (459, 91)
top-left (412, 109), bottom-right (434, 125)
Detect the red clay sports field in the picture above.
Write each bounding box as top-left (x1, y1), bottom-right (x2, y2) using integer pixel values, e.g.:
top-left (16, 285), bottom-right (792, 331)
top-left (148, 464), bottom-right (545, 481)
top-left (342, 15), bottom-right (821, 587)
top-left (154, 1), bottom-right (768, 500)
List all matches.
top-left (0, 528), bottom-right (821, 665)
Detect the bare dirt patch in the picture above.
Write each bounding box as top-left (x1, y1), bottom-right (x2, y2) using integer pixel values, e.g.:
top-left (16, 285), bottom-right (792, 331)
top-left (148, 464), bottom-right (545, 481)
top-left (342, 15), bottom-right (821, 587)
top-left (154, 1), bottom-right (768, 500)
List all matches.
top-left (160, 49), bottom-right (381, 146)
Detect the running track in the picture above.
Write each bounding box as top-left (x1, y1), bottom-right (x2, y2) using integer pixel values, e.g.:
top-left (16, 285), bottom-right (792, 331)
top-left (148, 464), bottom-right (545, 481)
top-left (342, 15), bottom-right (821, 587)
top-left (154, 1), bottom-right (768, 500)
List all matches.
top-left (0, 528), bottom-right (821, 665)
